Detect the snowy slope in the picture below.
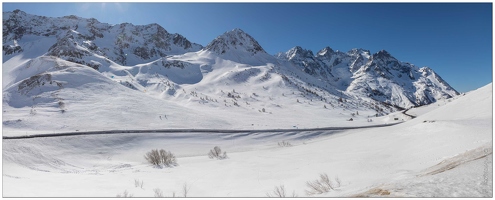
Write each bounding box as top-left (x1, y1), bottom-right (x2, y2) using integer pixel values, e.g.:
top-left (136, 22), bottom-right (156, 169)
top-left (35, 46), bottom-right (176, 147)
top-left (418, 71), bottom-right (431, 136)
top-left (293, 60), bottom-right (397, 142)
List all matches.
top-left (2, 56), bottom-right (232, 136)
top-left (3, 83), bottom-right (491, 197)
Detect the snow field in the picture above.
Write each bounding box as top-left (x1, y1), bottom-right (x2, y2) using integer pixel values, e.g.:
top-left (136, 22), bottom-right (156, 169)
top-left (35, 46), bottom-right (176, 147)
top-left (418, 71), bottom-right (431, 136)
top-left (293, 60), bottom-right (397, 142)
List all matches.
top-left (3, 83), bottom-right (492, 197)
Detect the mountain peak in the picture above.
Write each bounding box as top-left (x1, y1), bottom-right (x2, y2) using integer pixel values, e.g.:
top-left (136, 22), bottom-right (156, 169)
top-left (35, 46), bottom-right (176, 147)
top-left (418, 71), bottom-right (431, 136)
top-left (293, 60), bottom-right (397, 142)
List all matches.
top-left (10, 9), bottom-right (26, 15)
top-left (372, 49), bottom-right (397, 61)
top-left (285, 46), bottom-right (314, 59)
top-left (347, 48), bottom-right (370, 55)
top-left (375, 49), bottom-right (390, 56)
top-left (317, 46), bottom-right (334, 56)
top-left (231, 28), bottom-right (245, 34)
top-left (316, 46), bottom-right (339, 60)
top-left (204, 28), bottom-right (266, 55)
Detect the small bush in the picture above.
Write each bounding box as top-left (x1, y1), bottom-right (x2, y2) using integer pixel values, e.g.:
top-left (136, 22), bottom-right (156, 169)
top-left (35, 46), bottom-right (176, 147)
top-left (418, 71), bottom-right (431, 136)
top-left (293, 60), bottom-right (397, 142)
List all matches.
top-left (153, 188), bottom-right (163, 197)
top-left (145, 149), bottom-right (161, 166)
top-left (266, 185), bottom-right (297, 197)
top-left (134, 179), bottom-right (143, 188)
top-left (182, 183), bottom-right (190, 197)
top-left (208, 146), bottom-right (227, 159)
top-left (116, 190), bottom-right (133, 197)
top-left (305, 173), bottom-right (340, 196)
top-left (144, 149), bottom-right (177, 167)
top-left (159, 149), bottom-right (177, 167)
top-left (278, 141), bottom-right (292, 147)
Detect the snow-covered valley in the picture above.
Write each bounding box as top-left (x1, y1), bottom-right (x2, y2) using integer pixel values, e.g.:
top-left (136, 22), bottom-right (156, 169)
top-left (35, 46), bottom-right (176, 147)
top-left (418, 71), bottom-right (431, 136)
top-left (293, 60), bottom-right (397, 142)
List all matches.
top-left (2, 10), bottom-right (492, 197)
top-left (3, 83), bottom-right (492, 197)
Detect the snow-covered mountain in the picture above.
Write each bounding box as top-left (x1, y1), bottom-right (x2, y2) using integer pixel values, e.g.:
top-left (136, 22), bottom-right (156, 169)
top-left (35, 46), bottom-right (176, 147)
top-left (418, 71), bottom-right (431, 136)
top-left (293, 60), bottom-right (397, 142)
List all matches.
top-left (204, 28), bottom-right (265, 56)
top-left (3, 10), bottom-right (460, 133)
top-left (3, 9), bottom-right (202, 66)
top-left (276, 47), bottom-right (459, 108)
top-left (201, 28), bottom-right (278, 66)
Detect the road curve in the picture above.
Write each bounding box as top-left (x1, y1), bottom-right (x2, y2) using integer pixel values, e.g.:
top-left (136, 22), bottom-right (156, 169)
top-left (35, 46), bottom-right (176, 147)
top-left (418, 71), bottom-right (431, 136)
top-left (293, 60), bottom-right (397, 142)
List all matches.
top-left (402, 108), bottom-right (417, 119)
top-left (3, 122), bottom-right (402, 140)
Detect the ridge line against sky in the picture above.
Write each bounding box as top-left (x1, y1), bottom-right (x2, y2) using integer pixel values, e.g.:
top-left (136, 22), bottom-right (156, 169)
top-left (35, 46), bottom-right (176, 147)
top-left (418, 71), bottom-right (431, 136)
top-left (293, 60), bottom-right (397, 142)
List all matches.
top-left (2, 2), bottom-right (493, 93)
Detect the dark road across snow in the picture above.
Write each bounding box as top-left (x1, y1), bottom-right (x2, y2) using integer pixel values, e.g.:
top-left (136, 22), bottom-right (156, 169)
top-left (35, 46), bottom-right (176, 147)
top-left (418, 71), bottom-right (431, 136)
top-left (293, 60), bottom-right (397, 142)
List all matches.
top-left (3, 122), bottom-right (402, 140)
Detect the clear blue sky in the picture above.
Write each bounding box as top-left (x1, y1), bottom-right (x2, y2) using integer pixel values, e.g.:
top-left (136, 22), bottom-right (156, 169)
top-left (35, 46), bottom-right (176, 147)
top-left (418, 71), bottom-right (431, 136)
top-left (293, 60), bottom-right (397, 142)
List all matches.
top-left (3, 3), bottom-right (492, 93)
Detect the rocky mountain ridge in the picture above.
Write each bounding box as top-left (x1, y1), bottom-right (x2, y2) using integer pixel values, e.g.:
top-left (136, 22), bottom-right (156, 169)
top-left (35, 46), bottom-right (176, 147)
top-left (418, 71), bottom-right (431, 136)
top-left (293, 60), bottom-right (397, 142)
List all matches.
top-left (3, 9), bottom-right (202, 67)
top-left (276, 45), bottom-right (458, 108)
top-left (3, 9), bottom-right (459, 121)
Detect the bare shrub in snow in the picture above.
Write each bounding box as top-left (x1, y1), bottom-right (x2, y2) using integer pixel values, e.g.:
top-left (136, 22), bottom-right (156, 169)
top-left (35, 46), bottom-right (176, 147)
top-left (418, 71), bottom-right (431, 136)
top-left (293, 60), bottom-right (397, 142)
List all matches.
top-left (278, 141), bottom-right (292, 147)
top-left (116, 190), bottom-right (133, 197)
top-left (153, 188), bottom-right (163, 197)
top-left (145, 149), bottom-right (161, 166)
top-left (335, 176), bottom-right (341, 188)
top-left (266, 185), bottom-right (297, 197)
top-left (182, 183), bottom-right (190, 197)
top-left (144, 149), bottom-right (177, 167)
top-left (134, 179), bottom-right (143, 188)
top-left (305, 173), bottom-right (340, 195)
top-left (159, 149), bottom-right (177, 167)
top-left (208, 146), bottom-right (227, 159)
